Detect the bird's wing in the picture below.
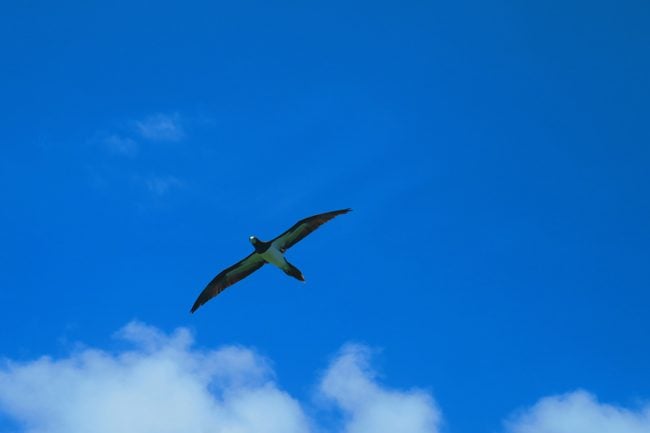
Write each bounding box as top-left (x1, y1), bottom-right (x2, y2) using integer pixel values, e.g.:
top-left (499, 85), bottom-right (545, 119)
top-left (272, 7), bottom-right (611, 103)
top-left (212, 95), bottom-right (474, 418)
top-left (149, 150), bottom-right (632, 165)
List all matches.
top-left (271, 208), bottom-right (351, 252)
top-left (190, 253), bottom-right (265, 313)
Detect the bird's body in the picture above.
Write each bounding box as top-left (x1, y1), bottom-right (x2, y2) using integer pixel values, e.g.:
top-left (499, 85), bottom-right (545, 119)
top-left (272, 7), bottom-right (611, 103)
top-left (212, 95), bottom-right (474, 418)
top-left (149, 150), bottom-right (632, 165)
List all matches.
top-left (190, 208), bottom-right (351, 313)
top-left (260, 243), bottom-right (287, 268)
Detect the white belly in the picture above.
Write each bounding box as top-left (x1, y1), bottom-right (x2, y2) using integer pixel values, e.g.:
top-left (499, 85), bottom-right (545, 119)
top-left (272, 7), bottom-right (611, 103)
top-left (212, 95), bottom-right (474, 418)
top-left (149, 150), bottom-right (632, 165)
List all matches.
top-left (260, 245), bottom-right (287, 269)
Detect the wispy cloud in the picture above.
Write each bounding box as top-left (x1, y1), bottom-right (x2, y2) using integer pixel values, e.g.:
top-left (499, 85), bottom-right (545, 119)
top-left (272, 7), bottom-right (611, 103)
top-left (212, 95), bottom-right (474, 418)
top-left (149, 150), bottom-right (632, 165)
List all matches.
top-left (0, 322), bottom-right (441, 433)
top-left (95, 112), bottom-right (186, 158)
top-left (103, 134), bottom-right (138, 157)
top-left (87, 112), bottom-right (191, 199)
top-left (142, 174), bottom-right (184, 196)
top-left (135, 113), bottom-right (185, 142)
top-left (505, 390), bottom-right (650, 433)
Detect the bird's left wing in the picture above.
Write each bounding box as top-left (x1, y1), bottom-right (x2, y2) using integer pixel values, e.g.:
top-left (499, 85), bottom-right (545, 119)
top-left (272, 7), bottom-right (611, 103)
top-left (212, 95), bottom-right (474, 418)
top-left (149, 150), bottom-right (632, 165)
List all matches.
top-left (271, 208), bottom-right (351, 252)
top-left (190, 253), bottom-right (265, 313)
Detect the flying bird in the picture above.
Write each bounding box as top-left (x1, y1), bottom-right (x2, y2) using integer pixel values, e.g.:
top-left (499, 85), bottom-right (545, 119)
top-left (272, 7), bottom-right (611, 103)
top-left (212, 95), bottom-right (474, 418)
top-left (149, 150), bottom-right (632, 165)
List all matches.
top-left (190, 208), bottom-right (351, 313)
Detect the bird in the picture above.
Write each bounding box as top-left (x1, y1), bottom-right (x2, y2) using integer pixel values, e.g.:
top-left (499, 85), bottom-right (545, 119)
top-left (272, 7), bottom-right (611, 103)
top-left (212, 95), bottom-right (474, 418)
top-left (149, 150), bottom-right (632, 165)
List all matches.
top-left (190, 208), bottom-right (351, 313)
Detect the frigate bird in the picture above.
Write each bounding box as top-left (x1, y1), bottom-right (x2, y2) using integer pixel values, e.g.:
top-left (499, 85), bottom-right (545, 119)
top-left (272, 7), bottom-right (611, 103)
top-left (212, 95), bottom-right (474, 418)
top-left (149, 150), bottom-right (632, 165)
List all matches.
top-left (190, 208), bottom-right (351, 313)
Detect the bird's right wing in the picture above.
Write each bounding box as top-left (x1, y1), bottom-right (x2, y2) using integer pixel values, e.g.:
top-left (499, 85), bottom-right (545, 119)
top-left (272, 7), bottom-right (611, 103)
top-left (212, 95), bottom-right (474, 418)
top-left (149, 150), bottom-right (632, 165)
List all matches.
top-left (190, 253), bottom-right (265, 313)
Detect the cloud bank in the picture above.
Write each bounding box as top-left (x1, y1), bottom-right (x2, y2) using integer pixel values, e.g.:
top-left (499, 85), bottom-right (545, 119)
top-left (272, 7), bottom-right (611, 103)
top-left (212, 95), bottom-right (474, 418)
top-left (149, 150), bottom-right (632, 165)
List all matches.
top-left (2, 323), bottom-right (648, 433)
top-left (0, 322), bottom-right (441, 433)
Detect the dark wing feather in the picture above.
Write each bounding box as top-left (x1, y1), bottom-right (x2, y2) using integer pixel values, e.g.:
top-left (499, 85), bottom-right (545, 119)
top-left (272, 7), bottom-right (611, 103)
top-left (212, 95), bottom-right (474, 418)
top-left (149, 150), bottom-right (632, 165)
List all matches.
top-left (190, 253), bottom-right (265, 313)
top-left (271, 208), bottom-right (351, 252)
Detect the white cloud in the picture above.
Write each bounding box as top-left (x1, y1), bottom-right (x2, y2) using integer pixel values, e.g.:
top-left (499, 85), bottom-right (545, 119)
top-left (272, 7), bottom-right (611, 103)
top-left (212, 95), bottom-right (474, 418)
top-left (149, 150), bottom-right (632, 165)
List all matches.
top-left (320, 344), bottom-right (441, 433)
top-left (505, 390), bottom-right (650, 433)
top-left (135, 113), bottom-right (184, 142)
top-left (0, 323), bottom-right (441, 433)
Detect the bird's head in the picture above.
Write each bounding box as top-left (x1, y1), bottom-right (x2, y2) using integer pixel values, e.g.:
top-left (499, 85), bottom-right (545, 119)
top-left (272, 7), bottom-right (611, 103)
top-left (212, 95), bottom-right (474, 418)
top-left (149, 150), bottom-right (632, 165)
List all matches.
top-left (249, 236), bottom-right (259, 246)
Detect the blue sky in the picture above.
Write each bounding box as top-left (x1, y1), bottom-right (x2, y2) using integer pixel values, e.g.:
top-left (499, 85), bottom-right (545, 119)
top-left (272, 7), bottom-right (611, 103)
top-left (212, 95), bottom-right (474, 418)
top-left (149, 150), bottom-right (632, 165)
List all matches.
top-left (1, 1), bottom-right (649, 432)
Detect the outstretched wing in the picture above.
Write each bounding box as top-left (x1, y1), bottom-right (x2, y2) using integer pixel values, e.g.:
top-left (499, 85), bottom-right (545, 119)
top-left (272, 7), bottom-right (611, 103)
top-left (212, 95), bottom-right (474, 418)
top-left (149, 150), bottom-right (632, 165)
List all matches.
top-left (271, 208), bottom-right (351, 252)
top-left (190, 253), bottom-right (265, 313)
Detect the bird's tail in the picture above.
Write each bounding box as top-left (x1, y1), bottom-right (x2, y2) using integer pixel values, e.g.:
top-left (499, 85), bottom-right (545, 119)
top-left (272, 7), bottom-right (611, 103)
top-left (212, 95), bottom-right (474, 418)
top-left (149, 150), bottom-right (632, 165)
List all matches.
top-left (283, 261), bottom-right (305, 282)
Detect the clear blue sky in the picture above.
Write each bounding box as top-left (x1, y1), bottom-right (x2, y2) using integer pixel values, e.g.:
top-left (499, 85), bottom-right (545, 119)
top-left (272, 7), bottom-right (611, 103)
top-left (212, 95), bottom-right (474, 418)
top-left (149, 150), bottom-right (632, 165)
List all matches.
top-left (1, 1), bottom-right (649, 433)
